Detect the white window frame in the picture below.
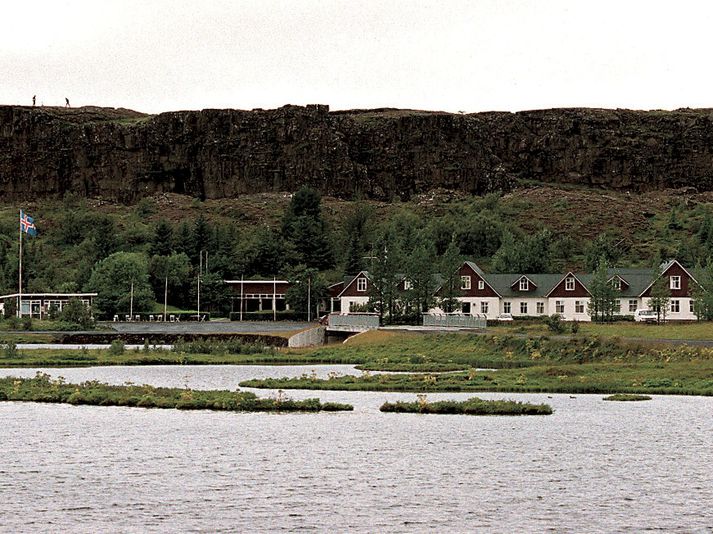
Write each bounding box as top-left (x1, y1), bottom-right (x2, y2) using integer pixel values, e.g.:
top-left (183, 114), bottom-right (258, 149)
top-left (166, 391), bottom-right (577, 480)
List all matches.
top-left (690, 300), bottom-right (695, 313)
top-left (461, 276), bottom-right (471, 290)
top-left (356, 277), bottom-right (367, 292)
top-left (520, 302), bottom-right (528, 314)
top-left (670, 276), bottom-right (681, 290)
top-left (670, 299), bottom-right (680, 313)
top-left (403, 280), bottom-right (412, 291)
top-left (481, 301), bottom-right (488, 314)
top-left (555, 301), bottom-right (564, 314)
top-left (575, 301), bottom-right (584, 313)
top-left (478, 280), bottom-right (485, 290)
top-left (536, 302), bottom-right (544, 314)
top-left (611, 278), bottom-right (621, 290)
top-left (565, 277), bottom-right (575, 291)
top-left (503, 302), bottom-right (511, 313)
top-left (628, 299), bottom-right (638, 312)
top-left (519, 278), bottom-right (529, 291)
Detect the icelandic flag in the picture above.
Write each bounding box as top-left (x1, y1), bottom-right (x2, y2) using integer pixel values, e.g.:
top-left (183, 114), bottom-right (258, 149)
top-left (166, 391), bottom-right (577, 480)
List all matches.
top-left (20, 210), bottom-right (37, 236)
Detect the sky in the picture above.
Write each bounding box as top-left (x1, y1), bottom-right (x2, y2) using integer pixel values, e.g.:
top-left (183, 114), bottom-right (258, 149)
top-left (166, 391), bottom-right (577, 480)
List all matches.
top-left (2, 0), bottom-right (712, 114)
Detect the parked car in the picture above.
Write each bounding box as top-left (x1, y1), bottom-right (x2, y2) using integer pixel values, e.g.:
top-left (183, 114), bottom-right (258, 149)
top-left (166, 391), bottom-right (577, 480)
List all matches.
top-left (496, 313), bottom-right (514, 321)
top-left (634, 309), bottom-right (658, 323)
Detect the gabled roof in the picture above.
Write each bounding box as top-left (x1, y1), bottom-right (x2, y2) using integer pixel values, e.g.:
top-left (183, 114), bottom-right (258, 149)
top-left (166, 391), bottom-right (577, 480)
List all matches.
top-left (464, 261), bottom-right (485, 277)
top-left (637, 259), bottom-right (700, 296)
top-left (510, 275), bottom-right (538, 289)
top-left (545, 272), bottom-right (592, 298)
top-left (336, 271), bottom-right (371, 298)
top-left (483, 273), bottom-right (562, 298)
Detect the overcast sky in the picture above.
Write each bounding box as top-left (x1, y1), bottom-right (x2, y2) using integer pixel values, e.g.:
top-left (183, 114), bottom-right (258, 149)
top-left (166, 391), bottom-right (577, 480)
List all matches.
top-left (2, 0), bottom-right (712, 114)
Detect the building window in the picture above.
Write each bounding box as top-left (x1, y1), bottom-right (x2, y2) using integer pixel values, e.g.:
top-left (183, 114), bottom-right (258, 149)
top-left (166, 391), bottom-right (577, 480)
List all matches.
top-left (555, 301), bottom-right (564, 314)
top-left (575, 301), bottom-right (584, 313)
top-left (629, 299), bottom-right (638, 312)
top-left (565, 277), bottom-right (575, 291)
top-left (614, 300), bottom-right (621, 313)
top-left (403, 280), bottom-right (412, 290)
top-left (503, 302), bottom-right (511, 313)
top-left (481, 302), bottom-right (489, 314)
top-left (520, 302), bottom-right (528, 314)
top-left (478, 280), bottom-right (485, 290)
top-left (670, 276), bottom-right (681, 290)
top-left (670, 299), bottom-right (680, 313)
top-left (357, 277), bottom-right (367, 292)
top-left (461, 276), bottom-right (471, 290)
top-left (611, 278), bottom-right (621, 290)
top-left (519, 278), bottom-right (529, 291)
top-left (536, 302), bottom-right (544, 314)
top-left (690, 300), bottom-right (695, 313)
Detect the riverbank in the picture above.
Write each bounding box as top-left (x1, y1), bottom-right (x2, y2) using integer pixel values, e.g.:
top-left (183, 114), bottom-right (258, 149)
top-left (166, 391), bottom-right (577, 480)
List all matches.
top-left (0, 373), bottom-right (352, 412)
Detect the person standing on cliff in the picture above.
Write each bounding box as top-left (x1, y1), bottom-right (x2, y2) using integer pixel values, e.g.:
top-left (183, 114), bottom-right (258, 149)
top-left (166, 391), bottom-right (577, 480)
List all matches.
top-left (32, 95), bottom-right (36, 106)
top-left (65, 97), bottom-right (70, 108)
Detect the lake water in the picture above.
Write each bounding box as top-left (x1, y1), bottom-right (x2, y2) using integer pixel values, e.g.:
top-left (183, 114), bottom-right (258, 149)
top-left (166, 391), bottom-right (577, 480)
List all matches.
top-left (1, 365), bottom-right (712, 533)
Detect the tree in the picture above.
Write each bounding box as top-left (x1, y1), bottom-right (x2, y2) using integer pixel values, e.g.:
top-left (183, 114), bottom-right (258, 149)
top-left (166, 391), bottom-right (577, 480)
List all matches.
top-left (342, 202), bottom-right (373, 275)
top-left (690, 260), bottom-right (713, 320)
top-left (282, 187), bottom-right (334, 269)
top-left (648, 272), bottom-right (671, 324)
top-left (86, 252), bottom-right (153, 318)
top-left (368, 229), bottom-right (404, 323)
top-left (150, 219), bottom-right (174, 257)
top-left (454, 213), bottom-right (503, 257)
top-left (148, 253), bottom-right (191, 308)
top-left (404, 242), bottom-right (438, 318)
top-left (243, 227), bottom-right (294, 276)
top-left (587, 257), bottom-right (617, 322)
top-left (491, 229), bottom-right (553, 274)
top-left (584, 234), bottom-right (622, 271)
top-left (60, 298), bottom-right (94, 329)
top-left (285, 266), bottom-right (328, 320)
top-left (191, 215), bottom-right (213, 264)
top-left (438, 240), bottom-right (463, 313)
top-left (93, 215), bottom-right (117, 260)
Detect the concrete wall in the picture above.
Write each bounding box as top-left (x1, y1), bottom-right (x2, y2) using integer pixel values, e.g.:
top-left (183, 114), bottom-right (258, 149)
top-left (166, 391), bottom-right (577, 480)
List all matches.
top-left (288, 326), bottom-right (326, 348)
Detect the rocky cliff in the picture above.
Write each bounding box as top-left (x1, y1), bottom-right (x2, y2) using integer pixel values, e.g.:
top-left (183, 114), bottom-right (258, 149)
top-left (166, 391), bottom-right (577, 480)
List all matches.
top-left (1, 104), bottom-right (713, 202)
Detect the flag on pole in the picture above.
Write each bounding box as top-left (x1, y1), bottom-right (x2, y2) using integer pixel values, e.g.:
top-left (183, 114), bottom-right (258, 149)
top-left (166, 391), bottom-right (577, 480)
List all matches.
top-left (20, 210), bottom-right (37, 236)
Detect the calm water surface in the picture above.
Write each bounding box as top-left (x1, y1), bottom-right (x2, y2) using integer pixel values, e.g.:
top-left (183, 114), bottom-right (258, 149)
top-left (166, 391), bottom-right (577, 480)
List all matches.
top-left (1, 365), bottom-right (712, 533)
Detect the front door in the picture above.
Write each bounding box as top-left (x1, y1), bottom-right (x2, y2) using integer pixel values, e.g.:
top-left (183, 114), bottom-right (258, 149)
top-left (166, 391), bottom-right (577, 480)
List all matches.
top-left (461, 302), bottom-right (471, 315)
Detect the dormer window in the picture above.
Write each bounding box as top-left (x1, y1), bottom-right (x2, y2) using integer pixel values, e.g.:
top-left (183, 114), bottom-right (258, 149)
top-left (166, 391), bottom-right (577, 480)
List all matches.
top-left (565, 277), bottom-right (575, 291)
top-left (461, 276), bottom-right (471, 290)
top-left (357, 277), bottom-right (367, 292)
top-left (519, 278), bottom-right (529, 291)
top-left (478, 280), bottom-right (485, 290)
top-left (403, 280), bottom-right (412, 290)
top-left (670, 276), bottom-right (681, 290)
top-left (611, 278), bottom-right (621, 291)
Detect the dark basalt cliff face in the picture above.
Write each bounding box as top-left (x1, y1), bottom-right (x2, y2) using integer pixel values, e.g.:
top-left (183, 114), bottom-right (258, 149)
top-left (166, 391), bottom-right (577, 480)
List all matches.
top-left (1, 104), bottom-right (713, 202)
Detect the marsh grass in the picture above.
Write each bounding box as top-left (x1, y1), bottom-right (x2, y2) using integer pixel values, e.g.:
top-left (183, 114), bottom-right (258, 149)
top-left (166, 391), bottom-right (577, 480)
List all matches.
top-left (380, 396), bottom-right (552, 415)
top-left (603, 394), bottom-right (652, 401)
top-left (0, 373), bottom-right (352, 412)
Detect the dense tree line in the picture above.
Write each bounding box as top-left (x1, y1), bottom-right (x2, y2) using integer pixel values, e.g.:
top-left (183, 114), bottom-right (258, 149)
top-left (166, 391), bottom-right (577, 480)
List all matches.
top-left (1, 189), bottom-right (712, 319)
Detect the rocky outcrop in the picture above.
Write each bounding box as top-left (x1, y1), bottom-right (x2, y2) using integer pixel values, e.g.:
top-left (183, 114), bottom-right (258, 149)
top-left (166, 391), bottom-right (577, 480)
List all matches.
top-left (1, 104), bottom-right (713, 201)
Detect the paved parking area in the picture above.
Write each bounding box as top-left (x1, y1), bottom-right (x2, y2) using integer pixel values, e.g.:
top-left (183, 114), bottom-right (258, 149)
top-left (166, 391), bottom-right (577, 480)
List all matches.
top-left (106, 321), bottom-right (312, 334)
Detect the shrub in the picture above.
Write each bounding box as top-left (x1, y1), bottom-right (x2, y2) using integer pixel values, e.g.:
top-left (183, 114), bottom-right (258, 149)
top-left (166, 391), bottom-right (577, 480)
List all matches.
top-left (108, 340), bottom-right (125, 355)
top-left (542, 314), bottom-right (566, 334)
top-left (571, 321), bottom-right (579, 335)
top-left (2, 342), bottom-right (18, 359)
top-left (22, 317), bottom-right (32, 331)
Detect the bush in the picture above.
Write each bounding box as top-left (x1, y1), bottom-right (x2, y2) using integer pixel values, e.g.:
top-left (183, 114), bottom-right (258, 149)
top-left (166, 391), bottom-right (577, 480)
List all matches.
top-left (108, 340), bottom-right (125, 355)
top-left (542, 314), bottom-right (566, 334)
top-left (22, 317), bottom-right (32, 331)
top-left (2, 342), bottom-right (18, 359)
top-left (60, 299), bottom-right (94, 329)
top-left (571, 321), bottom-right (579, 335)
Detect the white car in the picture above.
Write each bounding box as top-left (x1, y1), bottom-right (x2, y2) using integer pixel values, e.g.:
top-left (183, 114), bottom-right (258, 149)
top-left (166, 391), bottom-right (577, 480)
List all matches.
top-left (496, 313), bottom-right (514, 321)
top-left (634, 309), bottom-right (658, 323)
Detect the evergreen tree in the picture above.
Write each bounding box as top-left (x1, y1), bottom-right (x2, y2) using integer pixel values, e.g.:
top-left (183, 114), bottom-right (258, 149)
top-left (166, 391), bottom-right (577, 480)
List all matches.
top-left (690, 260), bottom-right (713, 320)
top-left (150, 219), bottom-right (174, 257)
top-left (282, 186), bottom-right (334, 269)
top-left (584, 234), bottom-right (621, 271)
top-left (173, 221), bottom-right (193, 258)
top-left (191, 215), bottom-right (213, 264)
top-left (342, 202), bottom-right (373, 275)
top-left (93, 215), bottom-right (117, 260)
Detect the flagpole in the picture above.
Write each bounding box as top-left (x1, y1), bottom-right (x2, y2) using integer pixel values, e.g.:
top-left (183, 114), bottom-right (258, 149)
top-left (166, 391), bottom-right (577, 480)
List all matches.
top-left (18, 210), bottom-right (22, 318)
